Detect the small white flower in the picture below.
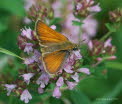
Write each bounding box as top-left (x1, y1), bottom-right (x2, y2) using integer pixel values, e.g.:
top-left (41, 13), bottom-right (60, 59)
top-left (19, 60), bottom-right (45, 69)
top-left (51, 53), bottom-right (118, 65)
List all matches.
top-left (21, 73), bottom-right (34, 84)
top-left (4, 84), bottom-right (16, 96)
top-left (20, 89), bottom-right (32, 103)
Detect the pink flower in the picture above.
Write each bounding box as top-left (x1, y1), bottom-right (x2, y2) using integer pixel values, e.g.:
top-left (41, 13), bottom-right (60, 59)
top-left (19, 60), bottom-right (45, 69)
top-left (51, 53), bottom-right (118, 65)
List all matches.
top-left (76, 3), bottom-right (82, 10)
top-left (81, 33), bottom-right (90, 43)
top-left (64, 64), bottom-right (74, 73)
top-left (71, 73), bottom-right (79, 82)
top-left (20, 89), bottom-right (32, 103)
top-left (21, 28), bottom-right (32, 40)
top-left (52, 1), bottom-right (62, 17)
top-left (4, 84), bottom-right (16, 96)
top-left (36, 73), bottom-right (50, 88)
top-left (97, 57), bottom-right (103, 62)
top-left (24, 57), bottom-right (34, 65)
top-left (56, 77), bottom-right (64, 87)
top-left (50, 25), bottom-right (56, 30)
top-left (78, 68), bottom-right (90, 75)
top-left (38, 87), bottom-right (44, 94)
top-left (104, 38), bottom-right (112, 48)
top-left (21, 73), bottom-right (34, 84)
top-left (66, 81), bottom-right (77, 90)
top-left (88, 40), bottom-right (93, 50)
top-left (73, 50), bottom-right (82, 60)
top-left (89, 4), bottom-right (101, 12)
top-left (24, 0), bottom-right (35, 11)
top-left (108, 56), bottom-right (117, 60)
top-left (24, 43), bottom-right (33, 54)
top-left (53, 86), bottom-right (61, 98)
top-left (82, 15), bottom-right (98, 37)
top-left (32, 50), bottom-right (41, 63)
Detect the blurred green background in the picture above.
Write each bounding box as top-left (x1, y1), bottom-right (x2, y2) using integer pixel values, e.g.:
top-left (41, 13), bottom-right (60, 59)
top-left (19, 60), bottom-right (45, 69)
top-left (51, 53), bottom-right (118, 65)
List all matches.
top-left (0, 0), bottom-right (122, 104)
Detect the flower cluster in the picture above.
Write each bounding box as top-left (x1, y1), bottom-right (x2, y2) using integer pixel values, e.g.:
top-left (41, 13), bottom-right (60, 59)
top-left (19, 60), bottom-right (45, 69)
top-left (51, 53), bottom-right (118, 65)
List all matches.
top-left (109, 8), bottom-right (122, 23)
top-left (3, 0), bottom-right (117, 104)
top-left (74, 0), bottom-right (101, 17)
top-left (4, 23), bottom-right (91, 103)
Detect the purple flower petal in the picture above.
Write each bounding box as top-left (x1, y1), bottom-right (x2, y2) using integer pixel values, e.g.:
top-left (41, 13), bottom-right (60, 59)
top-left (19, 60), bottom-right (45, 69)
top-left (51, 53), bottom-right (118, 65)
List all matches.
top-left (53, 86), bottom-right (61, 98)
top-left (66, 81), bottom-right (77, 90)
top-left (32, 50), bottom-right (41, 62)
top-left (38, 87), bottom-right (44, 94)
top-left (64, 64), bottom-right (74, 73)
top-left (21, 28), bottom-right (32, 40)
top-left (4, 84), bottom-right (16, 96)
top-left (24, 57), bottom-right (35, 65)
top-left (20, 89), bottom-right (32, 103)
top-left (71, 73), bottom-right (79, 82)
top-left (78, 68), bottom-right (90, 75)
top-left (56, 77), bottom-right (64, 87)
top-left (36, 73), bottom-right (50, 88)
top-left (89, 4), bottom-right (101, 12)
top-left (73, 50), bottom-right (82, 60)
top-left (104, 38), bottom-right (112, 48)
top-left (50, 25), bottom-right (56, 30)
top-left (24, 43), bottom-right (33, 54)
top-left (21, 73), bottom-right (34, 84)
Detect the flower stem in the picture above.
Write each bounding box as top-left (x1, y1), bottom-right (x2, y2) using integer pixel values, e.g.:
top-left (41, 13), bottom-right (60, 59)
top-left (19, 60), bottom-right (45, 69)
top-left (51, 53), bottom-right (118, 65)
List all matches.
top-left (100, 31), bottom-right (113, 41)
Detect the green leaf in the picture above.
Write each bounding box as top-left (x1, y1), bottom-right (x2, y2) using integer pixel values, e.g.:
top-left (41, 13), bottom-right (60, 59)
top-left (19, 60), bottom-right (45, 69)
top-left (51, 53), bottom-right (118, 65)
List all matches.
top-left (70, 90), bottom-right (91, 104)
top-left (105, 23), bottom-right (116, 32)
top-left (72, 20), bottom-right (82, 26)
top-left (0, 47), bottom-right (24, 60)
top-left (0, 0), bottom-right (25, 17)
top-left (0, 22), bottom-right (7, 32)
top-left (49, 18), bottom-right (63, 25)
top-left (92, 81), bottom-right (122, 104)
top-left (105, 61), bottom-right (122, 70)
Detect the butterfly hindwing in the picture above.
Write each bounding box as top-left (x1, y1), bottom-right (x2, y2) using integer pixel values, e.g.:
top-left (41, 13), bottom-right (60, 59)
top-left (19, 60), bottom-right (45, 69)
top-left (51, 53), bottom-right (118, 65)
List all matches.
top-left (42, 50), bottom-right (69, 74)
top-left (36, 20), bottom-right (68, 46)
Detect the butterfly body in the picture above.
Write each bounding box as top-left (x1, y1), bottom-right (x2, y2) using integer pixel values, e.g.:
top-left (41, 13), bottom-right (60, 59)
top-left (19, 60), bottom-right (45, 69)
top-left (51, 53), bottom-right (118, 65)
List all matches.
top-left (36, 20), bottom-right (79, 74)
top-left (41, 41), bottom-right (78, 55)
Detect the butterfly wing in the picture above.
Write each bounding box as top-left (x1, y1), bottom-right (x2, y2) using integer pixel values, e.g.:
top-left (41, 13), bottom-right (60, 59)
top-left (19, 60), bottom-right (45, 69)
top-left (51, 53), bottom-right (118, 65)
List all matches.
top-left (42, 50), bottom-right (69, 74)
top-left (36, 20), bottom-right (69, 46)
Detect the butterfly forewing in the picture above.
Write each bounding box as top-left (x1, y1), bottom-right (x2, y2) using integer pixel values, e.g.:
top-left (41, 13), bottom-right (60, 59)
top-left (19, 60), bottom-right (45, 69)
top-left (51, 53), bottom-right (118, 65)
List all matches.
top-left (36, 20), bottom-right (69, 46)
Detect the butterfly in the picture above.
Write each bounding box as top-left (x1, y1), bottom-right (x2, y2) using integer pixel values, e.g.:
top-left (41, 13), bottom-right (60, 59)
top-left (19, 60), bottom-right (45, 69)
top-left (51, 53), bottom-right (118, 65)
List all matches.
top-left (35, 20), bottom-right (79, 74)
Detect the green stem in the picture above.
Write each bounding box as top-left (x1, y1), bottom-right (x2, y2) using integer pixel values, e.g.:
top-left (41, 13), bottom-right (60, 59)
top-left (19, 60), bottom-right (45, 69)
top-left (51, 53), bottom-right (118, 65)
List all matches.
top-left (100, 31), bottom-right (113, 41)
top-left (0, 48), bottom-right (24, 60)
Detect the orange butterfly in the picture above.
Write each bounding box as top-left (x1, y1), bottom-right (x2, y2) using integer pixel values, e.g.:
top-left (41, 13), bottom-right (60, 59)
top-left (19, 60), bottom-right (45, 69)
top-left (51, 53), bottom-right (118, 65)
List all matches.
top-left (36, 20), bottom-right (79, 74)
